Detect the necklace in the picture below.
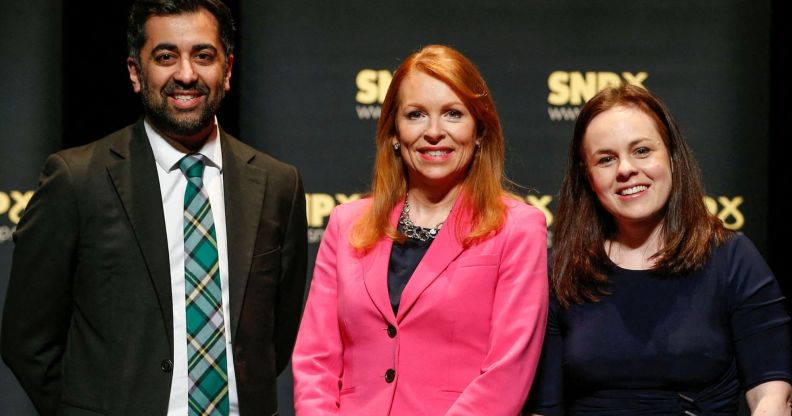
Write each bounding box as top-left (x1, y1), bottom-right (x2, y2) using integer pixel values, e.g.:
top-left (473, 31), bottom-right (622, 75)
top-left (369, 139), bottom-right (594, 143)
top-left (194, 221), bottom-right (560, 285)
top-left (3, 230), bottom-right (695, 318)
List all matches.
top-left (398, 197), bottom-right (445, 242)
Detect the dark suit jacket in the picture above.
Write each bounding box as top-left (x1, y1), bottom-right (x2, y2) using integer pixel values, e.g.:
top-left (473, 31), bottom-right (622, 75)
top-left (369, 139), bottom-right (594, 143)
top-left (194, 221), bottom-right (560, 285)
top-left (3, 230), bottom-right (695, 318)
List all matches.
top-left (1, 121), bottom-right (307, 415)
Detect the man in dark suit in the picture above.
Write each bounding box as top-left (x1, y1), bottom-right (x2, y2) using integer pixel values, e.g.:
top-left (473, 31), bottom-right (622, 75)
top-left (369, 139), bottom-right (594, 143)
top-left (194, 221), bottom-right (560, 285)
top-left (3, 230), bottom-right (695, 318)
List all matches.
top-left (0, 1), bottom-right (307, 415)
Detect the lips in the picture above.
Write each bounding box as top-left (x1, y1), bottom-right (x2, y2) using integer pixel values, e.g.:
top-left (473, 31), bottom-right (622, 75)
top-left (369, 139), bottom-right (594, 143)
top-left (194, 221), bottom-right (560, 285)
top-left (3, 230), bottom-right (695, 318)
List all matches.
top-left (168, 93), bottom-right (202, 109)
top-left (617, 185), bottom-right (648, 196)
top-left (162, 81), bottom-right (209, 109)
top-left (418, 147), bottom-right (453, 161)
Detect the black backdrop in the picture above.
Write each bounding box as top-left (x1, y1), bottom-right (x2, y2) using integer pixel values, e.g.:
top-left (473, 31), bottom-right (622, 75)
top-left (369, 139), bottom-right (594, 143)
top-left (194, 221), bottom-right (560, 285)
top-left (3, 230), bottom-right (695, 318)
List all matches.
top-left (0, 1), bottom-right (788, 414)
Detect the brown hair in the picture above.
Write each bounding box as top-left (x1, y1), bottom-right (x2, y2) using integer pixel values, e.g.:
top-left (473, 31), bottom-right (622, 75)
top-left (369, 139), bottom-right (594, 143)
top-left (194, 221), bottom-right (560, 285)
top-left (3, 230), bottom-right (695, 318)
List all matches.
top-left (350, 45), bottom-right (509, 250)
top-left (553, 83), bottom-right (730, 306)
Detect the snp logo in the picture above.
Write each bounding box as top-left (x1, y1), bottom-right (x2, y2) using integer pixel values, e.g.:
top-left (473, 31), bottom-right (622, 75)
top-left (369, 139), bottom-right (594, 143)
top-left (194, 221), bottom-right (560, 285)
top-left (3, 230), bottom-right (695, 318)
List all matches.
top-left (305, 193), bottom-right (363, 243)
top-left (355, 69), bottom-right (392, 120)
top-left (1, 189), bottom-right (34, 244)
top-left (704, 195), bottom-right (745, 230)
top-left (546, 71), bottom-right (648, 122)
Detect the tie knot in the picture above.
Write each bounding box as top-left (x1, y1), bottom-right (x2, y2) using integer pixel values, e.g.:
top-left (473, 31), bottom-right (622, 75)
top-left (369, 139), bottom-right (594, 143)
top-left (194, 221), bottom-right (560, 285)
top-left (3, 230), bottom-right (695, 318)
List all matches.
top-left (178, 154), bottom-right (205, 179)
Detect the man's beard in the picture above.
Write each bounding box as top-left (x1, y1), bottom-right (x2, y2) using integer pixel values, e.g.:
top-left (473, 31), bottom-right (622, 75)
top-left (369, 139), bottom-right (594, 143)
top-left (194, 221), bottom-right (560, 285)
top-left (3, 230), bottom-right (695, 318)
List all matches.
top-left (139, 77), bottom-right (224, 138)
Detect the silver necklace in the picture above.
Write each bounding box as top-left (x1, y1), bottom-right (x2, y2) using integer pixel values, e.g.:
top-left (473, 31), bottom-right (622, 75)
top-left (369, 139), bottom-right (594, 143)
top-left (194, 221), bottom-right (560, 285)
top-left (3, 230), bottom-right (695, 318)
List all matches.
top-left (398, 198), bottom-right (445, 242)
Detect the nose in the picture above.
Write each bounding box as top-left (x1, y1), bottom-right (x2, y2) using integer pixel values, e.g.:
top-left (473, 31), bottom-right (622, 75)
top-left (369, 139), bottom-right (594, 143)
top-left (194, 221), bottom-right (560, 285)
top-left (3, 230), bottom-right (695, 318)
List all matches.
top-left (173, 56), bottom-right (198, 85)
top-left (616, 157), bottom-right (638, 181)
top-left (423, 117), bottom-right (445, 143)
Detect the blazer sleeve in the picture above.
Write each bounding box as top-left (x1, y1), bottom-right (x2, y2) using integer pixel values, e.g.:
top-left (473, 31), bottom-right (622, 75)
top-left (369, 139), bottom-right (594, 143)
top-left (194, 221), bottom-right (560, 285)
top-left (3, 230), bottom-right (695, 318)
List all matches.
top-left (1, 154), bottom-right (79, 415)
top-left (273, 167), bottom-right (309, 374)
top-left (445, 206), bottom-right (549, 416)
top-left (291, 206), bottom-right (344, 415)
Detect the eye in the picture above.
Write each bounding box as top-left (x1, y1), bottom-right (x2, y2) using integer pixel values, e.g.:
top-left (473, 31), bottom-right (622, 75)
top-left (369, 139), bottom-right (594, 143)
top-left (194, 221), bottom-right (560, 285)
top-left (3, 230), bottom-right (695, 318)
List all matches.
top-left (154, 53), bottom-right (176, 65)
top-left (194, 51), bottom-right (216, 64)
top-left (634, 147), bottom-right (651, 157)
top-left (405, 110), bottom-right (424, 120)
top-left (595, 155), bottom-right (615, 166)
top-left (446, 109), bottom-right (464, 119)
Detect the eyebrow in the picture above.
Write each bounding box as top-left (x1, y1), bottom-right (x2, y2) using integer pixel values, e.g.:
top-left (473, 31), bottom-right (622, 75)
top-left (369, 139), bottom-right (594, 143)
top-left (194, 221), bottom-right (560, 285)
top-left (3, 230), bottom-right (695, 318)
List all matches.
top-left (191, 44), bottom-right (218, 53)
top-left (150, 43), bottom-right (219, 54)
top-left (590, 137), bottom-right (653, 154)
top-left (401, 101), bottom-right (465, 109)
top-left (151, 43), bottom-right (178, 54)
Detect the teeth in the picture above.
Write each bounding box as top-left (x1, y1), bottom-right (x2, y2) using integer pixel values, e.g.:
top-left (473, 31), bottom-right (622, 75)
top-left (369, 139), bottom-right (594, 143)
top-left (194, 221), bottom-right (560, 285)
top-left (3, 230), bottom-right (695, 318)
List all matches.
top-left (620, 185), bottom-right (647, 196)
top-left (174, 95), bottom-right (195, 101)
top-left (425, 150), bottom-right (450, 156)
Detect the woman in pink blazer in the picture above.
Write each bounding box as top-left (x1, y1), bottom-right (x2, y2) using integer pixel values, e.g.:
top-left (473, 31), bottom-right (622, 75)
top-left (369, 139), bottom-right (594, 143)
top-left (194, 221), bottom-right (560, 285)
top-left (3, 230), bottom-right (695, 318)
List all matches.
top-left (292, 44), bottom-right (548, 415)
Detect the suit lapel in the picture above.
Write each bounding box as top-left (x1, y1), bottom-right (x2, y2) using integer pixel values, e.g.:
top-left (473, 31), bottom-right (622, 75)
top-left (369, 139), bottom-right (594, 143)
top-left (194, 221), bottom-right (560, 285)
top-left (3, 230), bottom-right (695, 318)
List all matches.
top-left (361, 205), bottom-right (400, 323)
top-left (220, 132), bottom-right (267, 338)
top-left (106, 121), bottom-right (174, 345)
top-left (396, 196), bottom-right (468, 323)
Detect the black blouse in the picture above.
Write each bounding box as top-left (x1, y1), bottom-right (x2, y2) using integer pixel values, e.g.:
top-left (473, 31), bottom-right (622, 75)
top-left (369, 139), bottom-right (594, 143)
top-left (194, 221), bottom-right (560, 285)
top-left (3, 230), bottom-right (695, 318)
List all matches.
top-left (527, 234), bottom-right (792, 415)
top-left (387, 227), bottom-right (433, 314)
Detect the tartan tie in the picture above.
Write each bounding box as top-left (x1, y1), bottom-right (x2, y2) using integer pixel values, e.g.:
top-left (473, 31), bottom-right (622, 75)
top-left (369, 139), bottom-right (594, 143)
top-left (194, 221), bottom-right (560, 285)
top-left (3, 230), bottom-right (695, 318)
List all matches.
top-left (179, 155), bottom-right (229, 416)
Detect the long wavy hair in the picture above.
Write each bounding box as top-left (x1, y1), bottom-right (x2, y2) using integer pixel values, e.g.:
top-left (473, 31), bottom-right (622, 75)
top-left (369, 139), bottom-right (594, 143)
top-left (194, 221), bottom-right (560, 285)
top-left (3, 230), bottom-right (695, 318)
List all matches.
top-left (350, 45), bottom-right (509, 250)
top-left (553, 84), bottom-right (729, 307)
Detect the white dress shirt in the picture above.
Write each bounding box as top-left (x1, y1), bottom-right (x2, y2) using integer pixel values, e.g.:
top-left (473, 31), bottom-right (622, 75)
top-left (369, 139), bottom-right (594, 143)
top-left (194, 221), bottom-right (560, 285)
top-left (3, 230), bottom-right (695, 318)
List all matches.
top-left (145, 120), bottom-right (239, 415)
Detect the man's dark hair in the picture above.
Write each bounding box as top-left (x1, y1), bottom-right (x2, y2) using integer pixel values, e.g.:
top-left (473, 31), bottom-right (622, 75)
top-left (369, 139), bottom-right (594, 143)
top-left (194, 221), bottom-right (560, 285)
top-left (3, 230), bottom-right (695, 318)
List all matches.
top-left (127, 0), bottom-right (235, 66)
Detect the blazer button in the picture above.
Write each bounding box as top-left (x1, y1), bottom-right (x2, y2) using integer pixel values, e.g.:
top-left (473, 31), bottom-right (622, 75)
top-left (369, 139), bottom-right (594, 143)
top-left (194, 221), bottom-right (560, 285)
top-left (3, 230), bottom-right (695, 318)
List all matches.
top-left (160, 359), bottom-right (173, 373)
top-left (384, 368), bottom-right (395, 383)
top-left (387, 324), bottom-right (397, 338)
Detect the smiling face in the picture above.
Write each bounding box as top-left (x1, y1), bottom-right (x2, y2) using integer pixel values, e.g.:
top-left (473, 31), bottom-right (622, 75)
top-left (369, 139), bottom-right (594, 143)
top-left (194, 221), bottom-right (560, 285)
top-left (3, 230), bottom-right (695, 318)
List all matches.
top-left (394, 71), bottom-right (478, 192)
top-left (583, 105), bottom-right (672, 232)
top-left (127, 8), bottom-right (233, 147)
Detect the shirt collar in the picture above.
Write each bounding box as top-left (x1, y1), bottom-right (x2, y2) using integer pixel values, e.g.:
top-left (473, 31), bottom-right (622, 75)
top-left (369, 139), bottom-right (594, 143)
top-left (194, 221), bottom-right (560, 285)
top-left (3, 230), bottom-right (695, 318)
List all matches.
top-left (144, 118), bottom-right (224, 173)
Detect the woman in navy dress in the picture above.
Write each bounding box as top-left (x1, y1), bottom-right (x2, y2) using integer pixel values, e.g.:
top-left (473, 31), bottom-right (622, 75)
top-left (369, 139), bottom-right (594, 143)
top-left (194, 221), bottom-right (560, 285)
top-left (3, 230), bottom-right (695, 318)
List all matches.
top-left (527, 84), bottom-right (792, 415)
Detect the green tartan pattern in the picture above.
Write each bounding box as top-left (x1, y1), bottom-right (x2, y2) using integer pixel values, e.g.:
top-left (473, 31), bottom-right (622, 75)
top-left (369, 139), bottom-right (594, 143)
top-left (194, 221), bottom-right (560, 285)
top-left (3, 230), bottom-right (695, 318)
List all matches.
top-left (179, 155), bottom-right (229, 416)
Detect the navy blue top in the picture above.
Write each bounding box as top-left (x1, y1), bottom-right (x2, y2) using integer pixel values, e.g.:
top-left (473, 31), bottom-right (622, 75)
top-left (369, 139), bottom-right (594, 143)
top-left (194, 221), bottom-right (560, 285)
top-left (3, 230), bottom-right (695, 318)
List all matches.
top-left (388, 228), bottom-right (433, 314)
top-left (527, 234), bottom-right (792, 415)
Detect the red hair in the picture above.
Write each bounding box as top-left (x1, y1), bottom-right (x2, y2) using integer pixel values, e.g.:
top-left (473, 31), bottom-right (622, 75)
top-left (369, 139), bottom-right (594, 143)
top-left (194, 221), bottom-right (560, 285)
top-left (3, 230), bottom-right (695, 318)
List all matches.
top-left (350, 45), bottom-right (510, 250)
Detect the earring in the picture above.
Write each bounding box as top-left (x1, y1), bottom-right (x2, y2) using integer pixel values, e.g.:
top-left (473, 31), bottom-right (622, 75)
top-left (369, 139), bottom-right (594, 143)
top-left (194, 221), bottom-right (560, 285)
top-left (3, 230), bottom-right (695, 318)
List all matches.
top-left (393, 142), bottom-right (401, 152)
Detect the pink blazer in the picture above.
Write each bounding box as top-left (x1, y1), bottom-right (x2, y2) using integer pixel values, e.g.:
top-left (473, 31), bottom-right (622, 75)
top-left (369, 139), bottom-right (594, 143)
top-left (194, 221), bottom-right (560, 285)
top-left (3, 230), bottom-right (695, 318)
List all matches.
top-left (292, 196), bottom-right (548, 415)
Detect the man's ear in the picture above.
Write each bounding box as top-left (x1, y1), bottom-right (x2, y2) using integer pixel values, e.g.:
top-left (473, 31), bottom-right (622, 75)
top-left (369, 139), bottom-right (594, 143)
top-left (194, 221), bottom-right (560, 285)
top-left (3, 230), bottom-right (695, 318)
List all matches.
top-left (127, 57), bottom-right (142, 93)
top-left (223, 54), bottom-right (234, 92)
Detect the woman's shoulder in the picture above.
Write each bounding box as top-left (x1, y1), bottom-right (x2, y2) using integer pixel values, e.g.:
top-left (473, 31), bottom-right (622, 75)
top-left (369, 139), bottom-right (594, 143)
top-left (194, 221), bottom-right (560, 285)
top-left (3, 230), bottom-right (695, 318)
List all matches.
top-left (708, 232), bottom-right (777, 297)
top-left (322, 197), bottom-right (373, 231)
top-left (711, 232), bottom-right (761, 265)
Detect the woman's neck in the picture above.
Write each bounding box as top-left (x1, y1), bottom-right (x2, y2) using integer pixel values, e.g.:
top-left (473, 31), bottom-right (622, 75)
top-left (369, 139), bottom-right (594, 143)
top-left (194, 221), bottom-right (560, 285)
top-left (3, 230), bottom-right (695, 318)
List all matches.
top-left (607, 219), bottom-right (664, 270)
top-left (404, 183), bottom-right (461, 228)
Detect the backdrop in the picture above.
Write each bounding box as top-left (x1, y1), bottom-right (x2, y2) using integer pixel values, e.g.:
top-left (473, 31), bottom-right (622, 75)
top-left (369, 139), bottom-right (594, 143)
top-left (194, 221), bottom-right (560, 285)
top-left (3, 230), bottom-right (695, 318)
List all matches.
top-left (0, 1), bottom-right (785, 414)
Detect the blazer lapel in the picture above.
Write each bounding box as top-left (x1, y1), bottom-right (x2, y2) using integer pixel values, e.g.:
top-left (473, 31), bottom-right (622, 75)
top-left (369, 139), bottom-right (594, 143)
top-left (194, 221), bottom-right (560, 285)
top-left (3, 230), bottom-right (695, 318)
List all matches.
top-left (361, 202), bottom-right (403, 323)
top-left (106, 121), bottom-right (174, 346)
top-left (220, 132), bottom-right (267, 338)
top-left (396, 196), bottom-right (468, 323)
